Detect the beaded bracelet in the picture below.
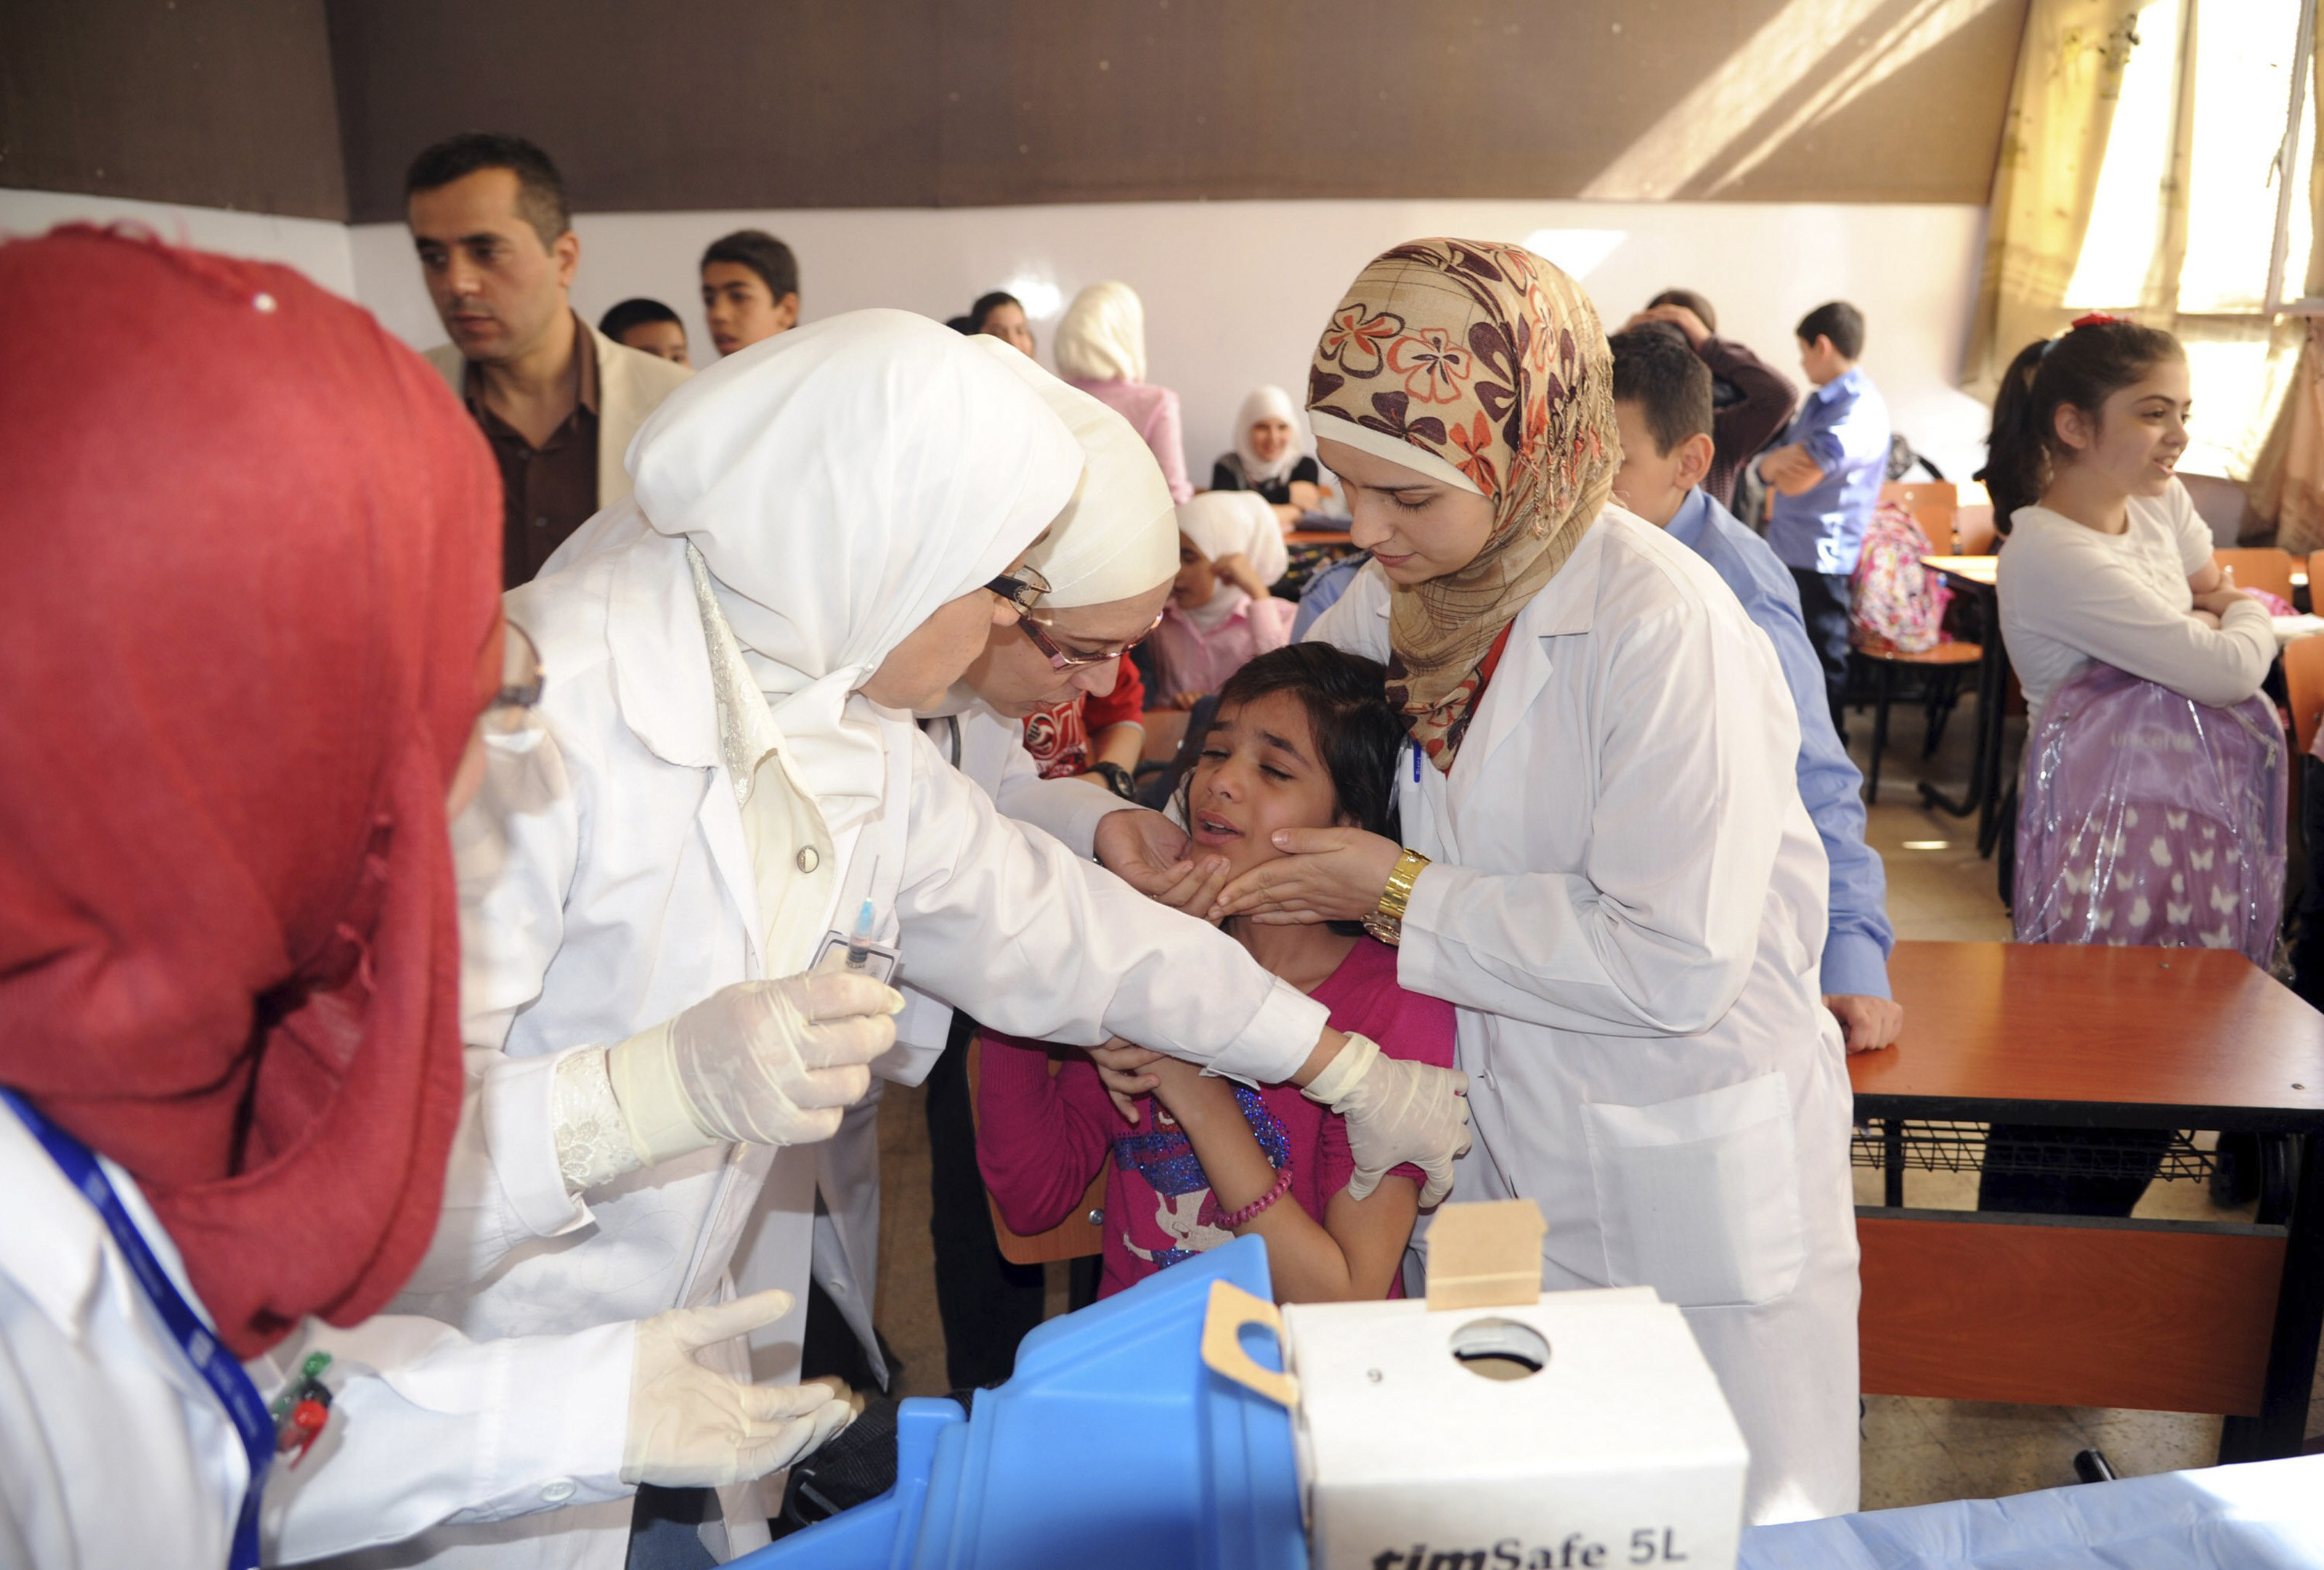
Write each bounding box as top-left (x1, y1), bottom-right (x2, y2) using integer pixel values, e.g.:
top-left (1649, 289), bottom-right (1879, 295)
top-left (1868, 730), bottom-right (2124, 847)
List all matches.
top-left (1219, 1162), bottom-right (1294, 1229)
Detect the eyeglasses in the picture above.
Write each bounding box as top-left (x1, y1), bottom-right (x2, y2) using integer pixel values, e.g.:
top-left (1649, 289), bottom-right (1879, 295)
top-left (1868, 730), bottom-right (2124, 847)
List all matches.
top-left (482, 621), bottom-right (545, 735)
top-left (1018, 610), bottom-right (1166, 672)
top-left (985, 564), bottom-right (1053, 615)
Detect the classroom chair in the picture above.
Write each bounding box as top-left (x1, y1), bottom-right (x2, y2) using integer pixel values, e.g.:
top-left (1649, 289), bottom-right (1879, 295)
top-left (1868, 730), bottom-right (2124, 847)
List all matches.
top-left (2286, 633), bottom-right (2324, 759)
top-left (2214, 547), bottom-right (2296, 606)
top-left (965, 1036), bottom-right (1105, 1269)
top-left (1853, 488), bottom-right (1978, 804)
top-left (1879, 481), bottom-right (1959, 555)
top-left (1953, 503), bottom-right (1997, 556)
top-left (1856, 637), bottom-right (1983, 805)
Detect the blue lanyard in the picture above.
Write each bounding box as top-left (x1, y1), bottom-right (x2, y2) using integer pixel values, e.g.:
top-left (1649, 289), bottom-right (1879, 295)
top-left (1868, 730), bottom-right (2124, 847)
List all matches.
top-left (4, 1089), bottom-right (271, 1570)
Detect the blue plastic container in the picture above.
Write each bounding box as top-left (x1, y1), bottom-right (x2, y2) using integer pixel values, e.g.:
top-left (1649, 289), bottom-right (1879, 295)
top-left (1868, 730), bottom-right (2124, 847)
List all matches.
top-left (737, 1233), bottom-right (1307, 1570)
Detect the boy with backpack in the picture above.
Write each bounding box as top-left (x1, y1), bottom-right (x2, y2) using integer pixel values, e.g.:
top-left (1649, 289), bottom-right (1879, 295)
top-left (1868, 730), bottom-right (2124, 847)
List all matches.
top-left (1758, 301), bottom-right (1893, 735)
top-left (1607, 325), bottom-right (1901, 1053)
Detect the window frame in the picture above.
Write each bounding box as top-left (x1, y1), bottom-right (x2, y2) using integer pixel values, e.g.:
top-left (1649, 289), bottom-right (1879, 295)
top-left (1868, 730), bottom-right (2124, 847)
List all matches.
top-left (2265, 0), bottom-right (2324, 315)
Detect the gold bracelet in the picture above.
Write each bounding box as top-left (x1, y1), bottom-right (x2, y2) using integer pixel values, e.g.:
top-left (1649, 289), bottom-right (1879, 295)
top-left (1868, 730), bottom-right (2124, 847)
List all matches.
top-left (1361, 849), bottom-right (1431, 947)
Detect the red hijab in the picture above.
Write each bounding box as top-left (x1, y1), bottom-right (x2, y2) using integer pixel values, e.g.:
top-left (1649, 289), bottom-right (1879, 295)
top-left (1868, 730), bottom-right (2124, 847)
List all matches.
top-left (0, 227), bottom-right (500, 1358)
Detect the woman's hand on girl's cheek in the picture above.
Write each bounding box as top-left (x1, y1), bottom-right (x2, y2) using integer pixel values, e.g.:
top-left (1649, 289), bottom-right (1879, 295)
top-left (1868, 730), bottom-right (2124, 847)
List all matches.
top-left (1209, 827), bottom-right (1404, 925)
top-left (1147, 854), bottom-right (1232, 922)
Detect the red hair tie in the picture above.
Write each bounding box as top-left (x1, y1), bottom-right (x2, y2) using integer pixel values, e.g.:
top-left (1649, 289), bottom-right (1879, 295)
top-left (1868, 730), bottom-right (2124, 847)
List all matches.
top-left (2071, 312), bottom-right (2120, 329)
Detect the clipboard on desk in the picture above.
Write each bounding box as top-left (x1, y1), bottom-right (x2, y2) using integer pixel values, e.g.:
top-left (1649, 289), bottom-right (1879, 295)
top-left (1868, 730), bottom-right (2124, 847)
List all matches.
top-left (964, 1034), bottom-right (1107, 1265)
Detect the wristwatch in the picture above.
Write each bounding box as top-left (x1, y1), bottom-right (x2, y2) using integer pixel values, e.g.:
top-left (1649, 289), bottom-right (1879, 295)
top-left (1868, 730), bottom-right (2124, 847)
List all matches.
top-left (1086, 760), bottom-right (1138, 800)
top-left (1361, 849), bottom-right (1431, 946)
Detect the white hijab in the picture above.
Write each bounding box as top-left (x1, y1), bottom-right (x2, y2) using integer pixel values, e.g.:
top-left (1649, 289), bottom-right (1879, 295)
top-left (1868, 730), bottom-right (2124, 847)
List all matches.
top-left (973, 336), bottom-right (1177, 609)
top-left (1052, 281), bottom-right (1147, 384)
top-left (1232, 384), bottom-right (1309, 489)
top-left (626, 308), bottom-right (1083, 814)
top-left (1175, 490), bottom-right (1289, 627)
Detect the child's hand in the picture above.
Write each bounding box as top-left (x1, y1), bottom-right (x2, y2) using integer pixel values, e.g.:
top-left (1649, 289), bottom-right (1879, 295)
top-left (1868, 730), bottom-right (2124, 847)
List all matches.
top-left (2193, 582), bottom-right (2258, 619)
top-left (1087, 1039), bottom-right (1165, 1123)
top-left (1139, 1053), bottom-right (1235, 1126)
top-left (1145, 853), bottom-right (1232, 923)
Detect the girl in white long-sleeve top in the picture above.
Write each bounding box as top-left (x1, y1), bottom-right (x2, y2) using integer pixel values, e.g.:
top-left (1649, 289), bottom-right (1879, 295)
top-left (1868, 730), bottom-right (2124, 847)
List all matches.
top-left (1991, 317), bottom-right (2274, 728)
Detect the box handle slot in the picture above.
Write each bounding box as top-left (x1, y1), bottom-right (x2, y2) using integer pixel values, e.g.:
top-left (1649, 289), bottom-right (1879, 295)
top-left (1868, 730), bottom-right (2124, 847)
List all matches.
top-left (1200, 1279), bottom-right (1298, 1409)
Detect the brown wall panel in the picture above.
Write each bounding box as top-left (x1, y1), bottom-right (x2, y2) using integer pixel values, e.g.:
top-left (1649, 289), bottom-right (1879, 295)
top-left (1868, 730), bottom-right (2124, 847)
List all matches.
top-left (1, 0), bottom-right (348, 218)
top-left (7, 0), bottom-right (2029, 221)
top-left (333, 0), bottom-right (2029, 221)
top-left (329, 0), bottom-right (942, 221)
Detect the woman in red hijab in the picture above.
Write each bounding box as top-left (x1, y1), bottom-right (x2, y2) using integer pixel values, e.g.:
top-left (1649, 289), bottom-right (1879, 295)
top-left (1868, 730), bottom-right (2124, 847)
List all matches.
top-left (0, 227), bottom-right (505, 1567)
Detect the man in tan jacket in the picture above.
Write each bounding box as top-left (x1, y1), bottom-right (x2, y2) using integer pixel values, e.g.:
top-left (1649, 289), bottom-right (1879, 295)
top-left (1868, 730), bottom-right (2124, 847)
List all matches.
top-left (406, 132), bottom-right (689, 586)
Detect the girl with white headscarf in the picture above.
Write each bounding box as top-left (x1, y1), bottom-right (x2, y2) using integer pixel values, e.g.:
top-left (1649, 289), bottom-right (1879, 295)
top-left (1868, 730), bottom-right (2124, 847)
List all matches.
top-left (400, 311), bottom-right (1467, 1569)
top-left (1053, 280), bottom-right (1194, 504)
top-left (1211, 385), bottom-right (1328, 525)
top-left (1147, 490), bottom-right (1299, 709)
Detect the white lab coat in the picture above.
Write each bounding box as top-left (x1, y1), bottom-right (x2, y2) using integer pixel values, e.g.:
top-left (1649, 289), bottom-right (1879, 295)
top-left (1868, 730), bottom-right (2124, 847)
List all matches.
top-left (1309, 506), bottom-right (1861, 1524)
top-left (332, 529), bottom-right (1325, 1570)
top-left (0, 1112), bottom-right (633, 1569)
top-left (776, 701), bottom-right (1126, 1387)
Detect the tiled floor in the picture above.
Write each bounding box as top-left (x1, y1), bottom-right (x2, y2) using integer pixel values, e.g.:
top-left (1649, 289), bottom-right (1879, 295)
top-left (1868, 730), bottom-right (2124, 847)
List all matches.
top-left (868, 684), bottom-right (2323, 1514)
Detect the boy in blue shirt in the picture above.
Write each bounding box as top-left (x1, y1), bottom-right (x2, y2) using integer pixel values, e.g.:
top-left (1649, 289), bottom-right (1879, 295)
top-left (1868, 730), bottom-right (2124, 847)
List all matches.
top-left (1609, 325), bottom-right (1900, 1052)
top-left (1758, 301), bottom-right (1890, 736)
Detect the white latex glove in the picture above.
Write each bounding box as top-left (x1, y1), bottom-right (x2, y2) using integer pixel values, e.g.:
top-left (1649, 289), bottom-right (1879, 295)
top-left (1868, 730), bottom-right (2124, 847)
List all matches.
top-left (606, 969), bottom-right (903, 1163)
top-left (1301, 1033), bottom-right (1471, 1205)
top-left (621, 1290), bottom-right (855, 1488)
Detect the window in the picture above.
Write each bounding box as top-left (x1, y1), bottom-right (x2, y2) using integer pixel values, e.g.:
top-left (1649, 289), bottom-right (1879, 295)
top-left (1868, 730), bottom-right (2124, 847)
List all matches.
top-left (2058, 0), bottom-right (2317, 474)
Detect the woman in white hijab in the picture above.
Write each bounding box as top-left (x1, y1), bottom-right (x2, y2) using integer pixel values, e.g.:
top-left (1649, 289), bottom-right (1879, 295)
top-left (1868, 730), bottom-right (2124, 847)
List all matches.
top-left (1053, 280), bottom-right (1193, 504)
top-left (1211, 385), bottom-right (1329, 526)
top-left (391, 311), bottom-right (1468, 1569)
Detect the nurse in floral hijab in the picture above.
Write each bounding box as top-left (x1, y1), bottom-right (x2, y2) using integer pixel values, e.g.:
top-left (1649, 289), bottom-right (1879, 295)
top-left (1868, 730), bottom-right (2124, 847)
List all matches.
top-left (1211, 238), bottom-right (1862, 1526)
top-left (1305, 238), bottom-right (1618, 768)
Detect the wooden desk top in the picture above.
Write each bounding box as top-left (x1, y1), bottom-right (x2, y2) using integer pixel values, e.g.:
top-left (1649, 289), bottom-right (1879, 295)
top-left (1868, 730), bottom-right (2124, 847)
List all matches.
top-left (1286, 529), bottom-right (1357, 545)
top-left (1854, 942), bottom-right (2324, 1123)
top-left (1923, 554), bottom-right (1997, 588)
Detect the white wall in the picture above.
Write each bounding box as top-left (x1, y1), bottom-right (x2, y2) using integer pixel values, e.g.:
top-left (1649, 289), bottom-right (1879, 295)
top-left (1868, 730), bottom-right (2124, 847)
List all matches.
top-left (0, 186), bottom-right (357, 298)
top-left (351, 198), bottom-right (1994, 484)
top-left (4, 184), bottom-right (1994, 483)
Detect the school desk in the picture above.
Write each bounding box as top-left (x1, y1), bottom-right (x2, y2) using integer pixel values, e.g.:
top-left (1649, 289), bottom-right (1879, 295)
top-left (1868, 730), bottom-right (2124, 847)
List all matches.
top-left (1856, 940), bottom-right (2324, 1463)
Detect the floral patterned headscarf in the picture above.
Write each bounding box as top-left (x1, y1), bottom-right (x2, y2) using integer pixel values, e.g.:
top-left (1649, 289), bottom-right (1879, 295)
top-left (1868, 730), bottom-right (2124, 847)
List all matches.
top-left (1308, 238), bottom-right (1617, 770)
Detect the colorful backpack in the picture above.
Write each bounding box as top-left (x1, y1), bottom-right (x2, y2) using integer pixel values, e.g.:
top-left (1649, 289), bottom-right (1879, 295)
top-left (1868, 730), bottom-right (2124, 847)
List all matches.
top-left (2014, 662), bottom-right (2287, 967)
top-left (1849, 501), bottom-right (1951, 654)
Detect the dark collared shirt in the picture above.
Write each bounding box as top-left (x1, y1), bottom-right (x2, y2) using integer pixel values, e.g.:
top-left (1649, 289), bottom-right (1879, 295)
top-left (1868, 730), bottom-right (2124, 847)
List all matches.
top-left (465, 314), bottom-right (600, 587)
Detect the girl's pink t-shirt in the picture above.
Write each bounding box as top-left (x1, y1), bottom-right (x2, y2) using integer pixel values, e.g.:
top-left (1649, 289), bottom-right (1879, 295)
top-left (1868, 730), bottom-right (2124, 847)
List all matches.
top-left (977, 937), bottom-right (1456, 1298)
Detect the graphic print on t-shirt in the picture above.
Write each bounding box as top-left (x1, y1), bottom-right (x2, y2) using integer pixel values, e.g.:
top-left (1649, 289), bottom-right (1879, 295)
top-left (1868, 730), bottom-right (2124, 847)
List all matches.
top-left (1110, 1084), bottom-right (1291, 1269)
top-left (1020, 696), bottom-right (1092, 779)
